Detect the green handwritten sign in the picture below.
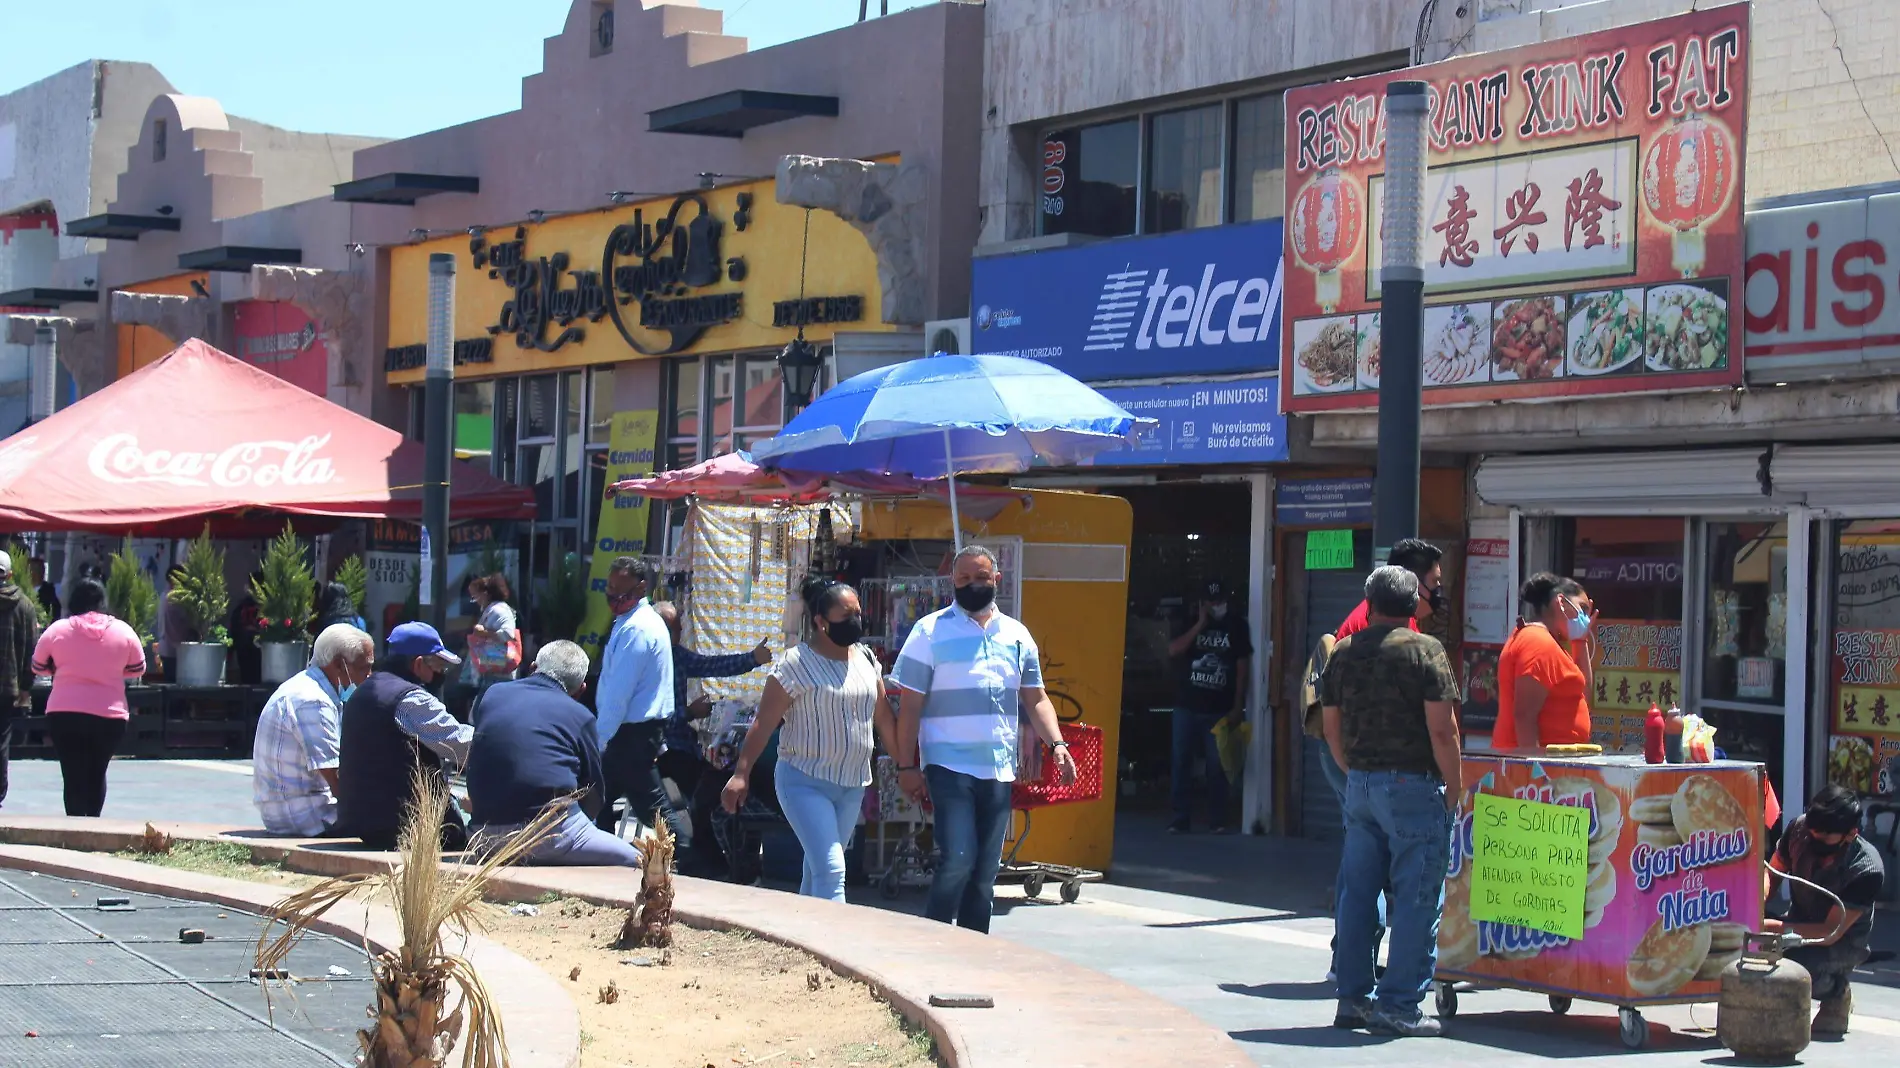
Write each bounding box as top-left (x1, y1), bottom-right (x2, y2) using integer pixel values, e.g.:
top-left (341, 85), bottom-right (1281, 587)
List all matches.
top-left (1470, 793), bottom-right (1590, 940)
top-left (1305, 529), bottom-right (1355, 570)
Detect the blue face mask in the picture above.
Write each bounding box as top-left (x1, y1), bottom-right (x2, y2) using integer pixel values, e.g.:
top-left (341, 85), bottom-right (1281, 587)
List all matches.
top-left (338, 683), bottom-right (358, 703)
top-left (1562, 599), bottom-right (1592, 640)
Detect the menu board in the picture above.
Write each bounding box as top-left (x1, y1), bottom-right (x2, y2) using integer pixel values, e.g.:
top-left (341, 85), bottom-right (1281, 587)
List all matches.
top-left (1281, 8), bottom-right (1749, 412)
top-left (1591, 619), bottom-right (1684, 753)
top-left (1829, 538), bottom-right (1900, 795)
top-left (1463, 538), bottom-right (1514, 645)
top-left (1443, 756), bottom-right (1764, 1003)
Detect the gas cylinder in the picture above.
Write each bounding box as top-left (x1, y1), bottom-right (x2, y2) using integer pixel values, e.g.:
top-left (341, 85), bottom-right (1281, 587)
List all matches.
top-left (1717, 940), bottom-right (1812, 1064)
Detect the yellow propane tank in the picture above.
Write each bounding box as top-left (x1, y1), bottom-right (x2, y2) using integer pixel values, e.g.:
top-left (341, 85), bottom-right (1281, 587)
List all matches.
top-left (1717, 933), bottom-right (1813, 1065)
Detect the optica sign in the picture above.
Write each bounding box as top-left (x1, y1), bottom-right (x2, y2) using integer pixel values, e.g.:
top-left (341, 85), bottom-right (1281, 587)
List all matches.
top-left (1743, 185), bottom-right (1900, 379)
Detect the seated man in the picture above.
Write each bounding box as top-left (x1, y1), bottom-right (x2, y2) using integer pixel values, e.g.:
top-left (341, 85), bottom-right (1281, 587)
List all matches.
top-left (466, 640), bottom-right (641, 867)
top-left (335, 622), bottom-right (474, 851)
top-left (1766, 784), bottom-right (1885, 1037)
top-left (251, 624), bottom-right (373, 836)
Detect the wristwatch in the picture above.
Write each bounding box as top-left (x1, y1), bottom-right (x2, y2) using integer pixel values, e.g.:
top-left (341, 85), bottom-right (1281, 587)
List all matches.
top-left (1051, 741), bottom-right (1070, 749)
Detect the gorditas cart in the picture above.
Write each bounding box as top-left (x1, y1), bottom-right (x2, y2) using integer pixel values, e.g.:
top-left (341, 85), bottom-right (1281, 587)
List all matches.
top-left (1434, 752), bottom-right (1765, 1049)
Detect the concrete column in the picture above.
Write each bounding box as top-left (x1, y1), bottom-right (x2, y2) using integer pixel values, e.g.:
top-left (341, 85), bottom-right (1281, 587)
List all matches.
top-left (1243, 472), bottom-right (1275, 834)
top-left (1782, 504), bottom-right (1811, 821)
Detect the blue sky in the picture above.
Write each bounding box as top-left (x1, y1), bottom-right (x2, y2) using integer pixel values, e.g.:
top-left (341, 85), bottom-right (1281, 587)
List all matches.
top-left (1, 0), bottom-right (935, 139)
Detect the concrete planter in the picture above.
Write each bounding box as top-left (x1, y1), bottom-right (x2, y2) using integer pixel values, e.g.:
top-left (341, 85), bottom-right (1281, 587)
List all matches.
top-left (259, 641), bottom-right (310, 685)
top-left (175, 642), bottom-right (227, 687)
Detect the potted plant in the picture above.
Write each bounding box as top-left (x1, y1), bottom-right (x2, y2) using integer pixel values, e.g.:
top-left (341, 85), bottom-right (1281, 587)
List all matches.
top-left (253, 521), bottom-right (317, 684)
top-left (105, 537), bottom-right (159, 678)
top-left (541, 550), bottom-right (589, 646)
top-left (169, 526), bottom-right (231, 687)
top-left (334, 554), bottom-right (369, 623)
top-left (4, 539), bottom-right (51, 629)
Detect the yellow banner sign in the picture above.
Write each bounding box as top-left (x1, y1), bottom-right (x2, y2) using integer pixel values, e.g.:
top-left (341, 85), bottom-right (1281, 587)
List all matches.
top-left (576, 411), bottom-right (658, 659)
top-left (1470, 793), bottom-right (1590, 940)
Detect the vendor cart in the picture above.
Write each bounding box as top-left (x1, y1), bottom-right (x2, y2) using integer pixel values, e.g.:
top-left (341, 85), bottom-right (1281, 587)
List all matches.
top-left (1434, 751), bottom-right (1766, 1048)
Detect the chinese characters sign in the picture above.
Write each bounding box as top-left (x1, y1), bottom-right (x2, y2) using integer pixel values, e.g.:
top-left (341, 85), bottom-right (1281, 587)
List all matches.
top-left (1282, 8), bottom-right (1749, 411)
top-left (1592, 618), bottom-right (1684, 752)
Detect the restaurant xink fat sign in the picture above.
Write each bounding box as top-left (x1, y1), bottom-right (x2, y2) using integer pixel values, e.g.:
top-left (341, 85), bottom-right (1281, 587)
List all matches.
top-left (1281, 8), bottom-right (1749, 412)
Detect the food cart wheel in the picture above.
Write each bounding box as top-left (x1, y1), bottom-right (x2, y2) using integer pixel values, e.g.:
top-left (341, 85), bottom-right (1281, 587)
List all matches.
top-left (1023, 871), bottom-right (1046, 899)
top-left (879, 871), bottom-right (901, 900)
top-left (1548, 995), bottom-right (1572, 1015)
top-left (1060, 878), bottom-right (1083, 904)
top-left (1434, 982), bottom-right (1458, 1019)
top-left (1618, 1007), bottom-right (1648, 1049)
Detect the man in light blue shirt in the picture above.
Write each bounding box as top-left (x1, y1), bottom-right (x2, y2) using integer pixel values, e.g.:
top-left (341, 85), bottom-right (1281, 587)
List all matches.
top-left (592, 557), bottom-right (685, 840)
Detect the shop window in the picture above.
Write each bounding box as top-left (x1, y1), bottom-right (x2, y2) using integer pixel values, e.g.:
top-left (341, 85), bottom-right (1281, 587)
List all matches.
top-left (663, 353), bottom-right (784, 466)
top-left (1231, 92), bottom-right (1286, 223)
top-left (1827, 519), bottom-right (1900, 797)
top-left (1039, 119), bottom-right (1138, 238)
top-left (559, 371), bottom-right (584, 521)
top-left (452, 381), bottom-right (495, 465)
top-left (1701, 521), bottom-right (1788, 706)
top-left (153, 119), bottom-right (166, 162)
top-left (587, 366), bottom-right (616, 445)
top-left (1146, 104), bottom-right (1224, 233)
top-left (520, 374), bottom-right (559, 440)
top-left (1562, 517), bottom-right (1686, 752)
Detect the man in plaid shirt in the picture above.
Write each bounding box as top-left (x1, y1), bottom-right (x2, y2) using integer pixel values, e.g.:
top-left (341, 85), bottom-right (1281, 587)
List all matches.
top-left (252, 625), bottom-right (374, 836)
top-left (654, 602), bottom-right (768, 870)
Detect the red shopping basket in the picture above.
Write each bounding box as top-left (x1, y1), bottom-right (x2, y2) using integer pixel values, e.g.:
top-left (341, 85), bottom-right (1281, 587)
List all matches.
top-left (1012, 722), bottom-right (1104, 807)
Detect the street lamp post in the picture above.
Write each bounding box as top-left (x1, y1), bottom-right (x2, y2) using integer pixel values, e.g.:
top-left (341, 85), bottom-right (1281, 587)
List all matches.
top-left (29, 325), bottom-right (57, 424)
top-left (423, 253), bottom-right (455, 630)
top-left (1374, 80), bottom-right (1430, 561)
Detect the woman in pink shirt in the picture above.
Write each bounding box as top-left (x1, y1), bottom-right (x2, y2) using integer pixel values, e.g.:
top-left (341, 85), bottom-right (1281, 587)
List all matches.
top-left (31, 578), bottom-right (147, 816)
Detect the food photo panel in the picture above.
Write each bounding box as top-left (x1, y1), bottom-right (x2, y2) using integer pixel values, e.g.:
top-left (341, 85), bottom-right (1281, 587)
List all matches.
top-left (1292, 314), bottom-right (1360, 395)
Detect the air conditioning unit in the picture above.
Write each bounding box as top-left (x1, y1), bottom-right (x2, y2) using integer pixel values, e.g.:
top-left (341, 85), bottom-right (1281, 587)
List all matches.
top-left (924, 318), bottom-right (970, 356)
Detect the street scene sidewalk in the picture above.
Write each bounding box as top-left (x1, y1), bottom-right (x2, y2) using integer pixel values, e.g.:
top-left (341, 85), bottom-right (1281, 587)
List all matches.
top-left (7, 758), bottom-right (1896, 1067)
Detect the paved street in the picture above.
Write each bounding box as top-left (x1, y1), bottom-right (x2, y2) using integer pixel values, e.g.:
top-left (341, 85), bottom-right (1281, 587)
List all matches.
top-left (5, 758), bottom-right (1900, 1066)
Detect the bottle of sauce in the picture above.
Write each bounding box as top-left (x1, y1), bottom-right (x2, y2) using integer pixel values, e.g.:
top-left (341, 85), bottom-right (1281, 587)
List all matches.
top-left (1644, 703), bottom-right (1666, 764)
top-left (1663, 704), bottom-right (1686, 764)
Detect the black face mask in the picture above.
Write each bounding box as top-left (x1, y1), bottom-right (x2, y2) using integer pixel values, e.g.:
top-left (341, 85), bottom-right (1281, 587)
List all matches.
top-left (826, 616), bottom-right (865, 647)
top-left (1808, 834), bottom-right (1847, 856)
top-left (954, 582), bottom-right (996, 613)
top-left (1428, 585), bottom-right (1447, 615)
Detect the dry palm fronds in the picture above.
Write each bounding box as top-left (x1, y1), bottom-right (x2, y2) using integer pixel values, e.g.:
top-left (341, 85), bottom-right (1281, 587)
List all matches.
top-left (254, 768), bottom-right (565, 1068)
top-left (619, 819), bottom-right (675, 949)
top-left (137, 823), bottom-right (174, 855)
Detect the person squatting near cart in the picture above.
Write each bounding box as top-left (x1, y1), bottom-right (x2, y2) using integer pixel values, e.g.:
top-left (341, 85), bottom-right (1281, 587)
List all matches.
top-left (1765, 785), bottom-right (1886, 1038)
top-left (1168, 579), bottom-right (1252, 835)
top-left (893, 544), bottom-right (1076, 933)
top-left (1321, 565), bottom-right (1463, 1038)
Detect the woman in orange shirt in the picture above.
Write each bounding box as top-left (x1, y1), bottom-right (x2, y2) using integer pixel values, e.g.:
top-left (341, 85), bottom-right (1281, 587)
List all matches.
top-left (1492, 572), bottom-right (1597, 750)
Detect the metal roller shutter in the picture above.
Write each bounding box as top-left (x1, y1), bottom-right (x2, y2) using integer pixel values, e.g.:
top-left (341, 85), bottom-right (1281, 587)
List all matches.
top-left (1299, 570), bottom-right (1367, 840)
top-left (1771, 444), bottom-right (1900, 513)
top-left (1474, 448), bottom-right (1774, 514)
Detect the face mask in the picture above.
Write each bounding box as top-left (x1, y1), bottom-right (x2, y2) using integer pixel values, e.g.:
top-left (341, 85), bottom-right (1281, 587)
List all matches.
top-left (1562, 598), bottom-right (1592, 640)
top-left (607, 591), bottom-right (640, 617)
top-left (1428, 586), bottom-right (1447, 615)
top-left (954, 582), bottom-right (996, 613)
top-left (826, 616), bottom-right (865, 647)
top-left (338, 683), bottom-right (358, 704)
top-left (1808, 834), bottom-right (1847, 856)
top-left (1209, 604), bottom-right (1229, 622)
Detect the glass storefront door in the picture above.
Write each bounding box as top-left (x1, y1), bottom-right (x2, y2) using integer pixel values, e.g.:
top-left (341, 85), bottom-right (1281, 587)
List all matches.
top-left (1560, 517), bottom-right (1687, 753)
top-left (1825, 520), bottom-right (1900, 798)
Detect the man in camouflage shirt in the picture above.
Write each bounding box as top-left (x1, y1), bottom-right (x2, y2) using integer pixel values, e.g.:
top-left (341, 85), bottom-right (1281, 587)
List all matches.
top-left (1321, 565), bottom-right (1463, 1038)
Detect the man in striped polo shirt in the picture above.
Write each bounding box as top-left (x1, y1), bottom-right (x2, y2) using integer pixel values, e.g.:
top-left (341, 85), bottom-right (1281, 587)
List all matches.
top-left (893, 544), bottom-right (1076, 933)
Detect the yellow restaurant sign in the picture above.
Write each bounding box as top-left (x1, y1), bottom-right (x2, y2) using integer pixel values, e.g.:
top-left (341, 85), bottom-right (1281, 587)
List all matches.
top-left (385, 176), bottom-right (887, 383)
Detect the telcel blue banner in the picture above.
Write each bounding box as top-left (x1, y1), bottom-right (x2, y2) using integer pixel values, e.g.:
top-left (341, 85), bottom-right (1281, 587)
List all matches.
top-left (1081, 375), bottom-right (1287, 467)
top-left (970, 220), bottom-right (1285, 380)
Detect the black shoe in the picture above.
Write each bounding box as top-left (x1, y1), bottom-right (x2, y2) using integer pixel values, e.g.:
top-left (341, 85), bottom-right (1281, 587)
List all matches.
top-left (1369, 1009), bottom-right (1444, 1037)
top-left (1333, 999), bottom-right (1374, 1030)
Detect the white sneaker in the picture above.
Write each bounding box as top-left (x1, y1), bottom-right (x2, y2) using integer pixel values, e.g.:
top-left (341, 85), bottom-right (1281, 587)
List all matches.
top-left (1326, 970), bottom-right (1337, 983)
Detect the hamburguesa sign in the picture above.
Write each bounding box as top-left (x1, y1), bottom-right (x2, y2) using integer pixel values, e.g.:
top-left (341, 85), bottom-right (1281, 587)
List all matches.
top-left (1281, 8), bottom-right (1750, 411)
top-left (86, 433), bottom-right (339, 489)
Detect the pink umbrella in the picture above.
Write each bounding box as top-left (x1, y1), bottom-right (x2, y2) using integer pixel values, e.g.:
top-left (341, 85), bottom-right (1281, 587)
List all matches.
top-left (609, 451), bottom-right (1024, 516)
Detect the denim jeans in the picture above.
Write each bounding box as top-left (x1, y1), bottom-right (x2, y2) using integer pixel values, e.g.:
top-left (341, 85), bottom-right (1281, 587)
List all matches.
top-left (1171, 708), bottom-right (1230, 828)
top-left (1337, 769), bottom-right (1451, 1019)
top-left (924, 765), bottom-right (1014, 933)
top-left (1321, 746), bottom-right (1387, 970)
top-left (472, 804), bottom-right (643, 867)
top-left (774, 761), bottom-right (865, 902)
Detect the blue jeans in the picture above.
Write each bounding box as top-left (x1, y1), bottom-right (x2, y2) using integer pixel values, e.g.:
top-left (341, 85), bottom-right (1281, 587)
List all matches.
top-left (1321, 747), bottom-right (1387, 969)
top-left (1171, 708), bottom-right (1230, 828)
top-left (1337, 770), bottom-right (1451, 1019)
top-left (924, 765), bottom-right (1014, 933)
top-left (471, 804), bottom-right (643, 867)
top-left (774, 761), bottom-right (865, 902)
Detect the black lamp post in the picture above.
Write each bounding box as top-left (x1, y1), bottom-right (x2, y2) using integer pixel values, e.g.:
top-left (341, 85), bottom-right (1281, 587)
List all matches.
top-left (778, 333), bottom-right (822, 422)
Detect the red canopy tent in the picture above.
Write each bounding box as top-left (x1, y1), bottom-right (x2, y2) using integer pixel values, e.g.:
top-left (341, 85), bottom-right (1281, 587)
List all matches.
top-left (0, 339), bottom-right (533, 534)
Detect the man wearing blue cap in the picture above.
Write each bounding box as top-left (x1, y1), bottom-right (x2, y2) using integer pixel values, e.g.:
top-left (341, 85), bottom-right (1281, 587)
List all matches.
top-left (335, 622), bottom-right (476, 850)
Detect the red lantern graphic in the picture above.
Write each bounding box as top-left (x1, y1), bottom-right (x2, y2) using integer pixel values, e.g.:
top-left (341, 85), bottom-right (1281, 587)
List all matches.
top-left (1642, 113), bottom-right (1735, 277)
top-left (1289, 169), bottom-right (1363, 311)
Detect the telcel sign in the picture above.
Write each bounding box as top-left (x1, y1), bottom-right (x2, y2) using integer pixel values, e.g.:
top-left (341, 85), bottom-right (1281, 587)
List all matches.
top-left (970, 220), bottom-right (1284, 381)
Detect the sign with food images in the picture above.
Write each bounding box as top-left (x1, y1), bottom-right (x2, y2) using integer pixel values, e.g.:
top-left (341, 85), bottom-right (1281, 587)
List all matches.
top-left (1280, 7), bottom-right (1748, 411)
top-left (1442, 757), bottom-right (1763, 1003)
top-left (1828, 627), bottom-right (1900, 795)
top-left (1590, 618), bottom-right (1684, 752)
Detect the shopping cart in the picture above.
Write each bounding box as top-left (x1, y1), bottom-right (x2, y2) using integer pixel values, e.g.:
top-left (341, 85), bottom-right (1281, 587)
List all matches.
top-left (869, 754), bottom-right (934, 898)
top-left (997, 722), bottom-right (1105, 904)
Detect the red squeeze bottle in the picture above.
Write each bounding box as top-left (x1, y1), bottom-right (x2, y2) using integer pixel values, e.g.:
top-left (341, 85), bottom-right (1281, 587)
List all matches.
top-left (1644, 703), bottom-right (1666, 764)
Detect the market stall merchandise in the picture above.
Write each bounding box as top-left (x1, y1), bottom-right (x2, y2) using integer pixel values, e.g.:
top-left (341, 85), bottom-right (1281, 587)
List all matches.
top-left (1437, 751), bottom-right (1765, 1048)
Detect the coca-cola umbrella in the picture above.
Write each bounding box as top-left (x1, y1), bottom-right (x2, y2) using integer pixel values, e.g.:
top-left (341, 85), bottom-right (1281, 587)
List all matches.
top-left (0, 338), bottom-right (533, 533)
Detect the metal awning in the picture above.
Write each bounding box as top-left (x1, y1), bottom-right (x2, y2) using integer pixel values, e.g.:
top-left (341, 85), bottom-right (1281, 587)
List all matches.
top-left (648, 90), bottom-right (839, 138)
top-left (64, 213), bottom-right (182, 240)
top-left (0, 286), bottom-right (97, 308)
top-left (332, 172), bottom-right (480, 205)
top-left (177, 246), bottom-right (303, 272)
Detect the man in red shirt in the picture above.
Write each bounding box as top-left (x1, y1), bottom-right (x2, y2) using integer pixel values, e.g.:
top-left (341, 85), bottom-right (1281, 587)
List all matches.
top-left (1321, 538), bottom-right (1443, 984)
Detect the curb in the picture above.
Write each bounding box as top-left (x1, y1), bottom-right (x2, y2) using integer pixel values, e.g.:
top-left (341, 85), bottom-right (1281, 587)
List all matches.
top-left (0, 816), bottom-right (1254, 1068)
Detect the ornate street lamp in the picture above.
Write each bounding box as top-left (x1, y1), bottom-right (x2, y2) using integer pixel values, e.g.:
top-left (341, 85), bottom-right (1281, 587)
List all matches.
top-left (778, 333), bottom-right (822, 420)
